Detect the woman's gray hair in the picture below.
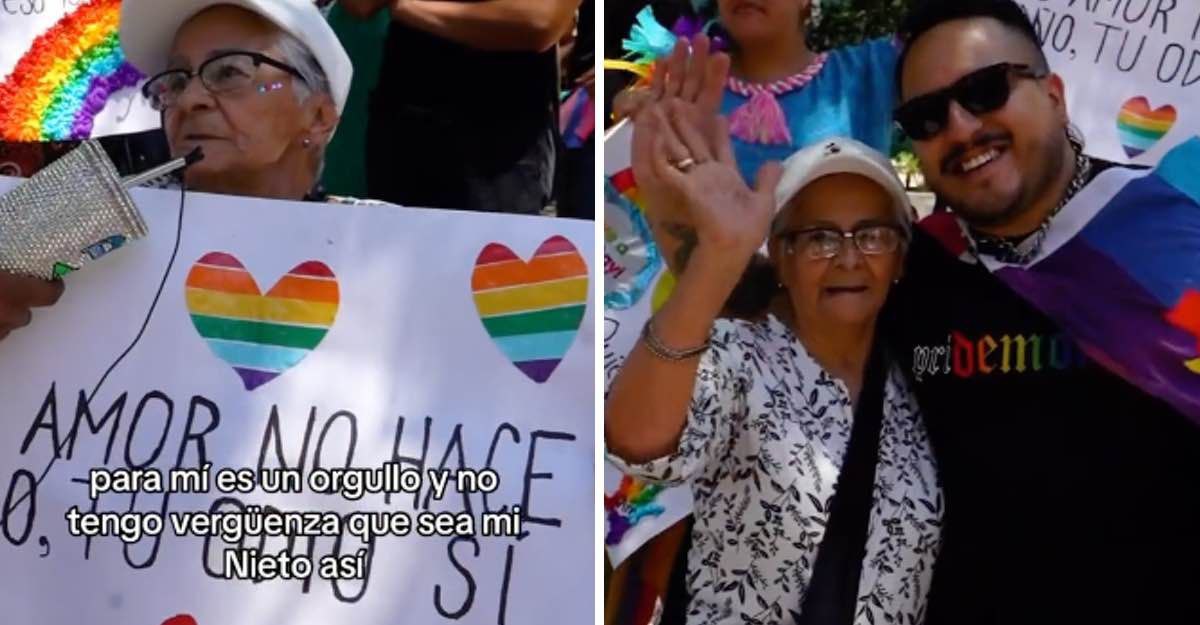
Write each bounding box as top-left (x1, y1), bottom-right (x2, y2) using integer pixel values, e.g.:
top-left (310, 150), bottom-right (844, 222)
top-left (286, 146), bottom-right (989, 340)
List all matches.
top-left (274, 31), bottom-right (333, 104)
top-left (273, 31), bottom-right (334, 180)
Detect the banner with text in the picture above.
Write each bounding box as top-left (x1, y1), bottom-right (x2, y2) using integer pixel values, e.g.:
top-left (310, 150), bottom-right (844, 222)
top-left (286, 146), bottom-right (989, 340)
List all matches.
top-left (1017, 0), bottom-right (1200, 164)
top-left (603, 121), bottom-right (693, 567)
top-left (0, 179), bottom-right (595, 624)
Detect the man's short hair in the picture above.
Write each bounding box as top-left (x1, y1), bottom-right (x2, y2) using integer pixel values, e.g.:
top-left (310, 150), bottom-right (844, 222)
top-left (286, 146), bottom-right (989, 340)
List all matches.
top-left (895, 0), bottom-right (1048, 96)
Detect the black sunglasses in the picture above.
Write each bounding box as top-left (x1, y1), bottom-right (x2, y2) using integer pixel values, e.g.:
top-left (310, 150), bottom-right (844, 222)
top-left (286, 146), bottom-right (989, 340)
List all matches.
top-left (893, 62), bottom-right (1047, 140)
top-left (142, 51), bottom-right (307, 111)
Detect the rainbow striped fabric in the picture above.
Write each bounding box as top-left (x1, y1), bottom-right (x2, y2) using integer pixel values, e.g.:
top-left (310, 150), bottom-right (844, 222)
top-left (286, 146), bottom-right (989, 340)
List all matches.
top-left (925, 137), bottom-right (1200, 426)
top-left (559, 87), bottom-right (595, 149)
top-left (472, 236), bottom-right (588, 383)
top-left (185, 252), bottom-right (339, 391)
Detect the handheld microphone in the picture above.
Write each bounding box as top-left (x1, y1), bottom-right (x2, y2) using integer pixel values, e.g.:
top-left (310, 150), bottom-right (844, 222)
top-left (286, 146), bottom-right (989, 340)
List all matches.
top-left (0, 142), bottom-right (204, 280)
top-left (120, 146), bottom-right (204, 188)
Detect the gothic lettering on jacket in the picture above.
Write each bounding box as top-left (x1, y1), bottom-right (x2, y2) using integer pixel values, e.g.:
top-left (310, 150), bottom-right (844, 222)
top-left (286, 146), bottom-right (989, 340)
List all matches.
top-left (911, 331), bottom-right (1087, 382)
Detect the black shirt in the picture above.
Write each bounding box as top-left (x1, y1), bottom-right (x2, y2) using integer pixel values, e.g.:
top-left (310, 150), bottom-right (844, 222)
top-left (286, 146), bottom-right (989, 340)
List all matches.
top-left (366, 7), bottom-right (562, 211)
top-left (883, 173), bottom-right (1200, 624)
top-left (374, 14), bottom-right (558, 156)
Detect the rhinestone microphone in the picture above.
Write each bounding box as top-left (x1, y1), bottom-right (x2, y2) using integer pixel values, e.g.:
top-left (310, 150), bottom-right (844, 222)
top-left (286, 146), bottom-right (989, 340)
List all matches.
top-left (0, 142), bottom-right (203, 280)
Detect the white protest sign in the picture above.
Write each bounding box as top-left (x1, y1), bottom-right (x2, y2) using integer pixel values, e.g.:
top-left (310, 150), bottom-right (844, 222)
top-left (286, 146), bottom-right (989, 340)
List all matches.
top-left (1017, 0), bottom-right (1200, 164)
top-left (0, 0), bottom-right (158, 141)
top-left (0, 179), bottom-right (594, 624)
top-left (602, 121), bottom-right (694, 567)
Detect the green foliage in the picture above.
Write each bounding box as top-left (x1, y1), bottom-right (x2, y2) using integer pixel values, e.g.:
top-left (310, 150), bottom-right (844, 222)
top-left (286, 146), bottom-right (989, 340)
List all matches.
top-left (808, 0), bottom-right (918, 51)
top-left (893, 150), bottom-right (924, 189)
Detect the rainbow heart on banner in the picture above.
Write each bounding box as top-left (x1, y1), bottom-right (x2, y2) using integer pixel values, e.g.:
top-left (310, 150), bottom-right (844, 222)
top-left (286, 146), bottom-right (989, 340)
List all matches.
top-left (1117, 96), bottom-right (1176, 158)
top-left (472, 236), bottom-right (588, 383)
top-left (185, 252), bottom-right (339, 391)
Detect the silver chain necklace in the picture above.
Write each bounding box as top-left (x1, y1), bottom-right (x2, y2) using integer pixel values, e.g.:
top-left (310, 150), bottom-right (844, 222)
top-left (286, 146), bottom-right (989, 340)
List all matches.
top-left (968, 138), bottom-right (1091, 265)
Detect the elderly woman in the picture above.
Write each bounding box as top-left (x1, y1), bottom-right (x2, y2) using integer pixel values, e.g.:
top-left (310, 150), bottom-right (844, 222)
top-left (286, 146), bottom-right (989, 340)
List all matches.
top-left (606, 49), bottom-right (940, 623)
top-left (120, 0), bottom-right (352, 200)
top-left (0, 0), bottom-right (353, 342)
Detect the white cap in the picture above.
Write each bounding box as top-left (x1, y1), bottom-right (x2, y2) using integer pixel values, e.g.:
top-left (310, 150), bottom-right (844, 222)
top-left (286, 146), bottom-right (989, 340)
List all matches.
top-left (119, 0), bottom-right (352, 114)
top-left (773, 137), bottom-right (912, 233)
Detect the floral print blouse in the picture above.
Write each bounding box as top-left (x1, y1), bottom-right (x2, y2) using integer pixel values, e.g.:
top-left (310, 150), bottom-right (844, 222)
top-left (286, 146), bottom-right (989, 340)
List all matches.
top-left (608, 315), bottom-right (942, 625)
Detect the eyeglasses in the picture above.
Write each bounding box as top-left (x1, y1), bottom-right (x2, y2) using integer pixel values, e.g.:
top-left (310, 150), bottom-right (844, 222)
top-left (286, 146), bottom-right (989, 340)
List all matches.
top-left (142, 51), bottom-right (307, 112)
top-left (777, 224), bottom-right (905, 260)
top-left (893, 62), bottom-right (1047, 141)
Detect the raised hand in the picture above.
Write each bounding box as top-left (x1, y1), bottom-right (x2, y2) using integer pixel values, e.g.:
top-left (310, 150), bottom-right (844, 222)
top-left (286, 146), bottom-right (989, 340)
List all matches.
top-left (646, 35), bottom-right (726, 118)
top-left (631, 35), bottom-right (782, 273)
top-left (609, 41), bottom-right (782, 468)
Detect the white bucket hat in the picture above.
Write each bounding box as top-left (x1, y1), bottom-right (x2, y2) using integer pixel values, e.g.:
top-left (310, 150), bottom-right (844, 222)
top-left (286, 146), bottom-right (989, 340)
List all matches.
top-left (773, 137), bottom-right (913, 234)
top-left (119, 0), bottom-right (353, 114)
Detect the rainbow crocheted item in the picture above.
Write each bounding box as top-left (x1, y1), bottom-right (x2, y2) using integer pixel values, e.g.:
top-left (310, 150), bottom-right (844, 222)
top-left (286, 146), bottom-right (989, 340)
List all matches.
top-left (604, 474), bottom-right (666, 545)
top-left (0, 0), bottom-right (145, 142)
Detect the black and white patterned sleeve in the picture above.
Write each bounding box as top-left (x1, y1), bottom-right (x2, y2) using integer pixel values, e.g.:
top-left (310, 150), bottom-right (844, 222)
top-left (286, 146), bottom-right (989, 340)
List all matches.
top-left (607, 319), bottom-right (750, 486)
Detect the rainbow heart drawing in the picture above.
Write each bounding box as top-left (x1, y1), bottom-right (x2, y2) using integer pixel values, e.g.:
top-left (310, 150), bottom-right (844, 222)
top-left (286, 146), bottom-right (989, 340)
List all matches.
top-left (185, 252), bottom-right (339, 391)
top-left (472, 236), bottom-right (589, 383)
top-left (1117, 96), bottom-right (1177, 158)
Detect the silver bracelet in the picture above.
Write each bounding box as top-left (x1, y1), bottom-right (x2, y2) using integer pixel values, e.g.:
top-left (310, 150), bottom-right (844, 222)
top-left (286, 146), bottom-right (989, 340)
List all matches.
top-left (641, 318), bottom-right (710, 361)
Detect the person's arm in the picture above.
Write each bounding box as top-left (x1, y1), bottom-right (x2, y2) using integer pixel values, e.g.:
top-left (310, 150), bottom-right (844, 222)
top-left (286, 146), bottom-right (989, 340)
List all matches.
top-left (606, 37), bottom-right (783, 465)
top-left (390, 0), bottom-right (579, 52)
top-left (606, 247), bottom-right (748, 463)
top-left (0, 272), bottom-right (63, 342)
top-left (339, 0), bottom-right (390, 19)
top-left (624, 38), bottom-right (730, 278)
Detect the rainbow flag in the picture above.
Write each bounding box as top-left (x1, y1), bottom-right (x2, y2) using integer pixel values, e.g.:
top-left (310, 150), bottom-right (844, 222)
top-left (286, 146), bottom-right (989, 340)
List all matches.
top-left (925, 137), bottom-right (1200, 425)
top-left (559, 87), bottom-right (595, 149)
